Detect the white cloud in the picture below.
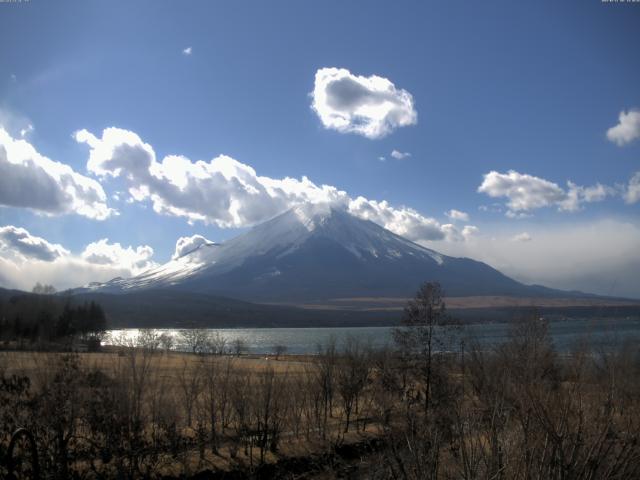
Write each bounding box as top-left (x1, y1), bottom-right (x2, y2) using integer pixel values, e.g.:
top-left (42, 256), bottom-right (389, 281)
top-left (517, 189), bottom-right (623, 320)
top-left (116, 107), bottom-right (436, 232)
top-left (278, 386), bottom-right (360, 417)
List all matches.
top-left (378, 156), bottom-right (386, 162)
top-left (512, 232), bottom-right (532, 242)
top-left (82, 238), bottom-right (156, 273)
top-left (580, 183), bottom-right (614, 202)
top-left (440, 224), bottom-right (460, 242)
top-left (478, 170), bottom-right (565, 211)
top-left (558, 182), bottom-right (616, 212)
top-left (75, 127), bottom-right (349, 227)
top-left (462, 225), bottom-right (479, 239)
top-left (478, 203), bottom-right (503, 213)
top-left (0, 226), bottom-right (157, 291)
top-left (311, 67), bottom-right (417, 139)
top-left (347, 196), bottom-right (450, 241)
top-left (446, 209), bottom-right (470, 222)
top-left (0, 108), bottom-right (34, 139)
top-left (19, 124), bottom-right (33, 138)
top-left (505, 210), bottom-right (531, 219)
top-left (390, 150), bottom-right (411, 160)
top-left (172, 234), bottom-right (215, 260)
top-left (478, 170), bottom-right (614, 215)
top-left (0, 128), bottom-right (113, 219)
top-left (76, 127), bottom-right (461, 243)
top-left (182, 46), bottom-right (192, 55)
top-left (0, 226), bottom-right (69, 261)
top-left (625, 172), bottom-right (640, 204)
top-left (607, 109), bottom-right (640, 146)
top-left (439, 224), bottom-right (479, 242)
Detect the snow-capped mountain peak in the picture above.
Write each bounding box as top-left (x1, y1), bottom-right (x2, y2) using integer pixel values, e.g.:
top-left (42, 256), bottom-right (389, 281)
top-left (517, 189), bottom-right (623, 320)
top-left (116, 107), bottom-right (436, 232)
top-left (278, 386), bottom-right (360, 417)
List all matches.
top-left (291, 202), bottom-right (334, 231)
top-left (83, 204), bottom-right (539, 301)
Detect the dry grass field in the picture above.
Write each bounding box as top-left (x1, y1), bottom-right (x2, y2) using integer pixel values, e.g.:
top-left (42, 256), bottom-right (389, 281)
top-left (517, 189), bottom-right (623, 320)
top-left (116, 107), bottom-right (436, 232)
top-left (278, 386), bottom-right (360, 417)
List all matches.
top-left (2, 313), bottom-right (640, 479)
top-left (0, 342), bottom-right (386, 478)
top-left (1, 350), bottom-right (312, 379)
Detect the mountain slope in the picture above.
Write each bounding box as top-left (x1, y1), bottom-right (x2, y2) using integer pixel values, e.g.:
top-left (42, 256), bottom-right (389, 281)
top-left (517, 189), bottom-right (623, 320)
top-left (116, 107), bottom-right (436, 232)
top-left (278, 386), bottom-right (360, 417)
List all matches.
top-left (85, 204), bottom-right (588, 302)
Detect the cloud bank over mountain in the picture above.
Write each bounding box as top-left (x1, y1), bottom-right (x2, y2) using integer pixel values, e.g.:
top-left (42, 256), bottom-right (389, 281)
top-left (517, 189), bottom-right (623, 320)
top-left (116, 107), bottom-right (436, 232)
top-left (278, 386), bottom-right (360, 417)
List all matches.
top-left (75, 127), bottom-right (472, 243)
top-left (0, 226), bottom-right (157, 291)
top-left (429, 219), bottom-right (640, 299)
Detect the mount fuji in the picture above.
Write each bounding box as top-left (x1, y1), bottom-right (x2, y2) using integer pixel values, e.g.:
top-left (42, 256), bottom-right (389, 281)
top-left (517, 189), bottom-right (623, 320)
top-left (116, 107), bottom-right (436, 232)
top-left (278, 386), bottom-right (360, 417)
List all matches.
top-left (83, 204), bottom-right (576, 303)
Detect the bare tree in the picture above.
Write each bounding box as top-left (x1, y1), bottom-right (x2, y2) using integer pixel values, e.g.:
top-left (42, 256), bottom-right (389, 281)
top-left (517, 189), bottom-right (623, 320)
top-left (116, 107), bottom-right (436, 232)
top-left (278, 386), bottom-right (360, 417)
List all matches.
top-left (110, 330), bottom-right (161, 475)
top-left (230, 369), bottom-right (253, 461)
top-left (176, 357), bottom-right (202, 428)
top-left (253, 366), bottom-right (287, 462)
top-left (137, 329), bottom-right (161, 352)
top-left (232, 338), bottom-right (248, 356)
top-left (315, 337), bottom-right (338, 439)
top-left (178, 328), bottom-right (209, 354)
top-left (32, 283), bottom-right (57, 295)
top-left (393, 281), bottom-right (450, 416)
top-left (200, 356), bottom-right (234, 454)
top-left (336, 337), bottom-right (370, 432)
top-left (273, 344), bottom-right (287, 360)
top-left (158, 332), bottom-right (175, 352)
top-left (205, 331), bottom-right (227, 355)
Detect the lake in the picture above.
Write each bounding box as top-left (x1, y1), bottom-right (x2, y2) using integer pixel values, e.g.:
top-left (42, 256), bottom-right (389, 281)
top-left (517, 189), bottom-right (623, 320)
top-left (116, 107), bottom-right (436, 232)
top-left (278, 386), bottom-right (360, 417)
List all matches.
top-left (106, 317), bottom-right (640, 355)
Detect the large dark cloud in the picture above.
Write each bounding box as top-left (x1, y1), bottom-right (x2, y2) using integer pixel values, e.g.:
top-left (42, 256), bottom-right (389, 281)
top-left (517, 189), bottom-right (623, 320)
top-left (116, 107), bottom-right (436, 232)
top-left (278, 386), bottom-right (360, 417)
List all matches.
top-left (0, 225), bottom-right (68, 261)
top-left (0, 128), bottom-right (112, 219)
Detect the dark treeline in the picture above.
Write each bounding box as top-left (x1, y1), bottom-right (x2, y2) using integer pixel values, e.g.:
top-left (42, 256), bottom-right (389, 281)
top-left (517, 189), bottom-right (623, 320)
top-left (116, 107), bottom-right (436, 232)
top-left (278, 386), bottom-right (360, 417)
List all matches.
top-left (0, 284), bottom-right (107, 348)
top-left (0, 282), bottom-right (639, 479)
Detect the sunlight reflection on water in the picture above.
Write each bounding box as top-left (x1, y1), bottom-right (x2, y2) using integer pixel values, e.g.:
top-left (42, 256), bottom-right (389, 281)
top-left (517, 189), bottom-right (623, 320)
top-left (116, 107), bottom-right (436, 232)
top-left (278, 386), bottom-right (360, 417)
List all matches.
top-left (104, 317), bottom-right (640, 355)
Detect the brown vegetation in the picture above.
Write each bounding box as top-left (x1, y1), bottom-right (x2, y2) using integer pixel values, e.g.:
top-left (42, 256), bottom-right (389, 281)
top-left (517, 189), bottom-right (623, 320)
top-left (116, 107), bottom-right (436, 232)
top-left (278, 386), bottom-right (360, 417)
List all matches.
top-left (1, 283), bottom-right (639, 479)
top-left (292, 295), bottom-right (640, 311)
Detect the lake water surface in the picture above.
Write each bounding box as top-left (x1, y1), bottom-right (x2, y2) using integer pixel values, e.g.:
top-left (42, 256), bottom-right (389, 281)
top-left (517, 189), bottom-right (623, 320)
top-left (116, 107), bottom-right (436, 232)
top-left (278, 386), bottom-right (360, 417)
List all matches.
top-left (106, 317), bottom-right (640, 354)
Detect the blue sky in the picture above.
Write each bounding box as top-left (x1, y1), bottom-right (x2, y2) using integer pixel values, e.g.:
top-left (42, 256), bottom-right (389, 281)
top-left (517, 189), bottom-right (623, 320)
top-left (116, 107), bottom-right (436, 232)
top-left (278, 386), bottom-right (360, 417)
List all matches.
top-left (0, 0), bottom-right (639, 296)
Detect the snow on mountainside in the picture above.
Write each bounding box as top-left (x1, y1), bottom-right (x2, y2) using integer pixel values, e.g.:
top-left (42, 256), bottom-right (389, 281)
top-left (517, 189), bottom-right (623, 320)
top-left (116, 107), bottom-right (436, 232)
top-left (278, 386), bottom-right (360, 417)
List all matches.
top-left (84, 204), bottom-right (572, 301)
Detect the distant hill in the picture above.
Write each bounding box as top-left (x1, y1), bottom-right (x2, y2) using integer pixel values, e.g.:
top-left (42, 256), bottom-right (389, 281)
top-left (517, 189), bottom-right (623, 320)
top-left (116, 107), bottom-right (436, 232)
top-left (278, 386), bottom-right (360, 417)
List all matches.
top-left (71, 289), bottom-right (395, 328)
top-left (2, 286), bottom-right (638, 329)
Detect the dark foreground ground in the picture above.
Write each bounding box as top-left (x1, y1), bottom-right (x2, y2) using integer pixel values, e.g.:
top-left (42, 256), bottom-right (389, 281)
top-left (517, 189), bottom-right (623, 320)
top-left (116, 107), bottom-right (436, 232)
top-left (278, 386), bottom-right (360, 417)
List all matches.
top-left (2, 315), bottom-right (640, 479)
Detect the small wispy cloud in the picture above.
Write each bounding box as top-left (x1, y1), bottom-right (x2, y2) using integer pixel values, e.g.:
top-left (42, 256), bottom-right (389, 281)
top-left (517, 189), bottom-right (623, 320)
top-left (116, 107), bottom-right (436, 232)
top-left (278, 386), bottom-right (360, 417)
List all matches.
top-left (20, 124), bottom-right (33, 138)
top-left (390, 149), bottom-right (411, 160)
top-left (505, 211), bottom-right (532, 219)
top-left (512, 232), bottom-right (532, 242)
top-left (625, 172), bottom-right (640, 204)
top-left (182, 46), bottom-right (193, 56)
top-left (445, 209), bottom-right (469, 222)
top-left (378, 156), bottom-right (386, 162)
top-left (478, 203), bottom-right (503, 213)
top-left (607, 109), bottom-right (640, 146)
